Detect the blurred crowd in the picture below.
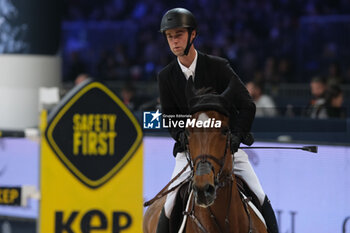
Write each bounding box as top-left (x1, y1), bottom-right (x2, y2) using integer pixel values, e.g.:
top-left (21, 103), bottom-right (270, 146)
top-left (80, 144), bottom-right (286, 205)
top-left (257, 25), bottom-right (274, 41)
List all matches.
top-left (246, 77), bottom-right (346, 119)
top-left (63, 0), bottom-right (350, 83)
top-left (72, 74), bottom-right (346, 120)
top-left (62, 0), bottom-right (349, 119)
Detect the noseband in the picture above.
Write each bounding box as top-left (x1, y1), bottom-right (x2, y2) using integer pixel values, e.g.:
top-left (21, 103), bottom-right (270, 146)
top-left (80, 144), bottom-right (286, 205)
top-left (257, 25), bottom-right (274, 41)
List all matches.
top-left (189, 130), bottom-right (232, 188)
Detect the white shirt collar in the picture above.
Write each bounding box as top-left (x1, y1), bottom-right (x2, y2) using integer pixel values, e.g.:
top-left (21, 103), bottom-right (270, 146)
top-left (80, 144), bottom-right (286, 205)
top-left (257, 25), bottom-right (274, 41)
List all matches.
top-left (177, 50), bottom-right (198, 80)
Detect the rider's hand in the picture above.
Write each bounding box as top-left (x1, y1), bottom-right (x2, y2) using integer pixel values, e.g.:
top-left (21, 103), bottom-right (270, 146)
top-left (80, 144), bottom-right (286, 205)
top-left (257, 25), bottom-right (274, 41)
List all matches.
top-left (177, 131), bottom-right (188, 150)
top-left (230, 132), bottom-right (254, 154)
top-left (242, 132), bottom-right (254, 146)
top-left (230, 133), bottom-right (241, 154)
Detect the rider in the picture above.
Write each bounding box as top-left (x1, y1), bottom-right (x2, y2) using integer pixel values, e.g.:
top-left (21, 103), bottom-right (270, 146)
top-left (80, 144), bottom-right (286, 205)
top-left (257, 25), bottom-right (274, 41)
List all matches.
top-left (157, 8), bottom-right (279, 233)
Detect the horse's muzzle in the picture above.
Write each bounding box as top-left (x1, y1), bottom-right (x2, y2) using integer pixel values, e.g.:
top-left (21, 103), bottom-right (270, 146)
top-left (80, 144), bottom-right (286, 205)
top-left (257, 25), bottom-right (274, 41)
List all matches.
top-left (192, 161), bottom-right (216, 207)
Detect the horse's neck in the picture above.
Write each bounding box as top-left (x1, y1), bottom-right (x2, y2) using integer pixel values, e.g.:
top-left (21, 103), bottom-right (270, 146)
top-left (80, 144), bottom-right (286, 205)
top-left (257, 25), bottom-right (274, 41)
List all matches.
top-left (215, 175), bottom-right (241, 211)
top-left (205, 176), bottom-right (247, 230)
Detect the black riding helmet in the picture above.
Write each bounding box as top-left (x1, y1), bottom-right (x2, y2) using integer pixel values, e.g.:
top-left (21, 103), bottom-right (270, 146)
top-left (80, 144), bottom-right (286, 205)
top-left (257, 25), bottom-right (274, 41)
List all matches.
top-left (160, 8), bottom-right (197, 55)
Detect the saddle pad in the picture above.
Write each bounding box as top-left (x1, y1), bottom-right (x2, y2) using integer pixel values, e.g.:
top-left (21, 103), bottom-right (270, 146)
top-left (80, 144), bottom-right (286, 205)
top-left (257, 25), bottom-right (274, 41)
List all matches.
top-left (169, 182), bottom-right (190, 233)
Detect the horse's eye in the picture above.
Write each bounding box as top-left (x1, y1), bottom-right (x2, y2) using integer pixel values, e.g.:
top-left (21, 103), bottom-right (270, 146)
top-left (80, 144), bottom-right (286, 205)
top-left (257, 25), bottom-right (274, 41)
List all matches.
top-left (221, 127), bottom-right (229, 135)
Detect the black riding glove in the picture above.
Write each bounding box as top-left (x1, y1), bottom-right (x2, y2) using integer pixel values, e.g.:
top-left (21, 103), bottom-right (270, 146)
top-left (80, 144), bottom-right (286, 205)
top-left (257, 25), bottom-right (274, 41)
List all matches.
top-left (230, 134), bottom-right (241, 154)
top-left (242, 132), bottom-right (254, 146)
top-left (177, 131), bottom-right (188, 151)
top-left (230, 132), bottom-right (254, 154)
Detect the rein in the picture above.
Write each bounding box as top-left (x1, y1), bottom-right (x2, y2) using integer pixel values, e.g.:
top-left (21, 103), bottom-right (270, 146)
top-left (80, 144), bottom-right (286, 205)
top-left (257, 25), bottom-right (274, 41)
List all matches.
top-left (143, 163), bottom-right (190, 207)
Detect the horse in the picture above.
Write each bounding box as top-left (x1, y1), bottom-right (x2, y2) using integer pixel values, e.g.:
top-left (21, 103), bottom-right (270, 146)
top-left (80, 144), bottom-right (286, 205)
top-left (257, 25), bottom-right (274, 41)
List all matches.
top-left (143, 86), bottom-right (267, 233)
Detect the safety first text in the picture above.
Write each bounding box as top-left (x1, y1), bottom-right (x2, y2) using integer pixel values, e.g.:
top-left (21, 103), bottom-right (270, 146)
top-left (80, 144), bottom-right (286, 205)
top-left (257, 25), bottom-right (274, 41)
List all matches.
top-left (73, 114), bottom-right (117, 156)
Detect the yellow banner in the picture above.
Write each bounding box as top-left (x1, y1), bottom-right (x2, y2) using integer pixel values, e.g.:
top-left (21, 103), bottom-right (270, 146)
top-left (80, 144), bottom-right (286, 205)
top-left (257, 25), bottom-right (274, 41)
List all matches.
top-left (39, 81), bottom-right (143, 233)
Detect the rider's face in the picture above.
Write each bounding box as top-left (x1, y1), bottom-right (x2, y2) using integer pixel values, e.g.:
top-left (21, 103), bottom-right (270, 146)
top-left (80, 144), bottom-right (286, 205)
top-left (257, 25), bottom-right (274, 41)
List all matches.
top-left (165, 28), bottom-right (194, 57)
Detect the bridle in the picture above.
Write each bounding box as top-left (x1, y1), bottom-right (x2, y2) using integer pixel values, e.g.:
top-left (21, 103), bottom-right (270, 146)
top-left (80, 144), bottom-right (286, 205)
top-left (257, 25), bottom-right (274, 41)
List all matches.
top-left (184, 127), bottom-right (253, 233)
top-left (188, 129), bottom-right (232, 188)
top-left (144, 122), bottom-right (253, 232)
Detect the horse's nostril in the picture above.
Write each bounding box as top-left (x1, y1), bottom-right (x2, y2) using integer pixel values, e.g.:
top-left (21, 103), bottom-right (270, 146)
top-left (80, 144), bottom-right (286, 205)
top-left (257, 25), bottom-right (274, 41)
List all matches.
top-left (204, 184), bottom-right (215, 196)
top-left (193, 183), bottom-right (216, 207)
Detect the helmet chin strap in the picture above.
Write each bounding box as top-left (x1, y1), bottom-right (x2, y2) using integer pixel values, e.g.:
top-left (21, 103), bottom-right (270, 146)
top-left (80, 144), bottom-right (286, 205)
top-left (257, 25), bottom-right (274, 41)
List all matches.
top-left (183, 29), bottom-right (196, 56)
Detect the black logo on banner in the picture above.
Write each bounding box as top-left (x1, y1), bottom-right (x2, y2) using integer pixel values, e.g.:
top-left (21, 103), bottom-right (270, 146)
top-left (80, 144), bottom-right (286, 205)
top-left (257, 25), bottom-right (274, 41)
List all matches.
top-left (0, 187), bottom-right (21, 206)
top-left (45, 81), bottom-right (142, 188)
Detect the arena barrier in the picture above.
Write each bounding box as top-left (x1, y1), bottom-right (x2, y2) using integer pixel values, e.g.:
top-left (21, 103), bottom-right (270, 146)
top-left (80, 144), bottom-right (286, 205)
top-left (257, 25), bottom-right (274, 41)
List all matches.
top-left (143, 137), bottom-right (350, 233)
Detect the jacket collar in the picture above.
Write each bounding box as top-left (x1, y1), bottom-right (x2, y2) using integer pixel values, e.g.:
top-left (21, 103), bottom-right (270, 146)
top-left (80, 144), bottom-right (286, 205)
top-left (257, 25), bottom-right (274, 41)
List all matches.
top-left (172, 51), bottom-right (206, 88)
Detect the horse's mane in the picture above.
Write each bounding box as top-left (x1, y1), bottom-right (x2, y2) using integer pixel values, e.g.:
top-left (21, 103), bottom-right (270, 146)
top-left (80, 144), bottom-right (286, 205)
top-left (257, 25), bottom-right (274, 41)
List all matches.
top-left (188, 88), bottom-right (230, 116)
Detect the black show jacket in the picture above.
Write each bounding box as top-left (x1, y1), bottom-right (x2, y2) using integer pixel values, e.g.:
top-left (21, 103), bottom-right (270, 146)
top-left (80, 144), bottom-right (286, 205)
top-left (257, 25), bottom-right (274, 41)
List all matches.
top-left (158, 51), bottom-right (256, 156)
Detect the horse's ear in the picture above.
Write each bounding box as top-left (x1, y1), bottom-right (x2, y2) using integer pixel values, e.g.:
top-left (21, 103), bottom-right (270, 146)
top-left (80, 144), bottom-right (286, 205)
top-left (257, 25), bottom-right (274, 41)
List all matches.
top-left (220, 80), bottom-right (233, 101)
top-left (185, 77), bottom-right (196, 101)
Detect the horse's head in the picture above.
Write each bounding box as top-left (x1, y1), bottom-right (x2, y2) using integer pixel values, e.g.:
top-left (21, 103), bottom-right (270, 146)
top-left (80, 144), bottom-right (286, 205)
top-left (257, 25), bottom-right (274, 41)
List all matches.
top-left (186, 85), bottom-right (233, 207)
